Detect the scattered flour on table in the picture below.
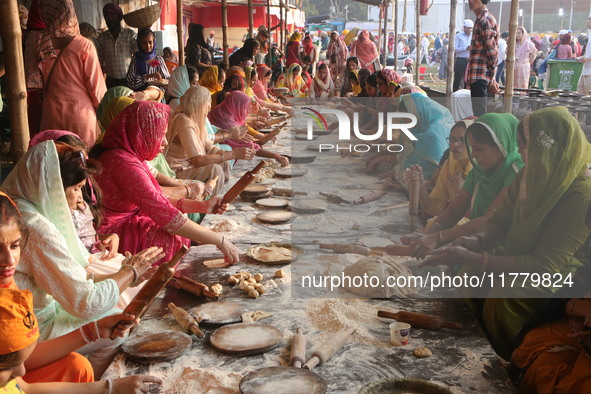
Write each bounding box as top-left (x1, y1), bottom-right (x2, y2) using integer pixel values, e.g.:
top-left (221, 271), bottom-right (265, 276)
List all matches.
top-left (305, 298), bottom-right (386, 346)
top-left (165, 367), bottom-right (241, 394)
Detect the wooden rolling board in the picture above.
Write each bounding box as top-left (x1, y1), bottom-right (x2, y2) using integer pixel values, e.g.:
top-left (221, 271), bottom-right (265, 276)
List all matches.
top-left (122, 331), bottom-right (192, 363)
top-left (240, 366), bottom-right (327, 394)
top-left (190, 301), bottom-right (248, 326)
top-left (209, 323), bottom-right (282, 356)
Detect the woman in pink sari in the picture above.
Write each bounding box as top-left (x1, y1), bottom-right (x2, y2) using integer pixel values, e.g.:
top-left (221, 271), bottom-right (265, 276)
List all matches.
top-left (208, 91), bottom-right (289, 167)
top-left (326, 31), bottom-right (348, 83)
top-left (38, 0), bottom-right (106, 148)
top-left (350, 30), bottom-right (379, 72)
top-left (514, 27), bottom-right (537, 89)
top-left (93, 101), bottom-right (240, 265)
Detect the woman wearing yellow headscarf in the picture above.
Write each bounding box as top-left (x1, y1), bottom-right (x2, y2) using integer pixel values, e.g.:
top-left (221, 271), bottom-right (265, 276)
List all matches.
top-left (276, 64), bottom-right (308, 97)
top-left (199, 65), bottom-right (224, 93)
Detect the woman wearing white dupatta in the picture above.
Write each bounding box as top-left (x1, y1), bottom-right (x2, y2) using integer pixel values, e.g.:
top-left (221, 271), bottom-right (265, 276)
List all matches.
top-left (0, 140), bottom-right (163, 376)
top-left (311, 62), bottom-right (335, 98)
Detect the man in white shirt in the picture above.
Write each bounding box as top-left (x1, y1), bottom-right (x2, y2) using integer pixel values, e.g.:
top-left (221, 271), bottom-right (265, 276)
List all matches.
top-left (495, 31), bottom-right (508, 85)
top-left (207, 31), bottom-right (216, 49)
top-left (576, 14), bottom-right (591, 95)
top-left (420, 34), bottom-right (430, 64)
top-left (453, 19), bottom-right (473, 91)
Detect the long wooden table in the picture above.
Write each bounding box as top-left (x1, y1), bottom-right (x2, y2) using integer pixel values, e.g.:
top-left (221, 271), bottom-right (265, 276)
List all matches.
top-left (104, 116), bottom-right (516, 393)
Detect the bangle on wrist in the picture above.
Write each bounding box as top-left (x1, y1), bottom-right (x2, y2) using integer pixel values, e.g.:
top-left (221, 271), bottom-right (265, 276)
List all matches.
top-left (437, 231), bottom-right (443, 246)
top-left (219, 152), bottom-right (224, 163)
top-left (122, 264), bottom-right (139, 284)
top-left (184, 185), bottom-right (190, 198)
top-left (218, 236), bottom-right (225, 248)
top-left (569, 299), bottom-right (579, 317)
top-left (481, 252), bottom-right (489, 271)
top-left (106, 379), bottom-right (113, 394)
top-left (79, 325), bottom-right (92, 344)
top-left (432, 221), bottom-right (442, 232)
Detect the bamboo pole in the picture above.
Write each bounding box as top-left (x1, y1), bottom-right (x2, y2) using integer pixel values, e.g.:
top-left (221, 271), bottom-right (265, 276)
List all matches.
top-left (378, 6), bottom-right (383, 67)
top-left (382, 1), bottom-right (388, 68)
top-left (415, 0), bottom-right (420, 84)
top-left (177, 0), bottom-right (184, 66)
top-left (280, 1), bottom-right (284, 52)
top-left (0, 0), bottom-right (29, 161)
top-left (222, 0), bottom-right (229, 69)
top-left (530, 0), bottom-right (534, 32)
top-left (393, 0), bottom-right (398, 71)
top-left (446, 0), bottom-right (457, 99)
top-left (267, 0), bottom-right (272, 68)
top-left (503, 0), bottom-right (519, 113)
top-left (248, 0), bottom-right (254, 38)
top-left (402, 0), bottom-right (407, 32)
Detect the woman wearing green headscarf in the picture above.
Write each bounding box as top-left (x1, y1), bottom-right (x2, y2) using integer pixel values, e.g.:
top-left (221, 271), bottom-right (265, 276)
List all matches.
top-left (96, 86), bottom-right (133, 133)
top-left (422, 107), bottom-right (591, 360)
top-left (402, 112), bottom-right (524, 257)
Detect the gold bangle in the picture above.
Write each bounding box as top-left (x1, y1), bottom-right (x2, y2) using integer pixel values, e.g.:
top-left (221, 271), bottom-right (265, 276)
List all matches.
top-left (569, 299), bottom-right (579, 317)
top-left (481, 252), bottom-right (489, 272)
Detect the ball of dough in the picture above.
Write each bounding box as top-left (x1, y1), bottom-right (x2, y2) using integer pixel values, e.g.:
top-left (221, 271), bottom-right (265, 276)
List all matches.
top-left (254, 273), bottom-right (264, 282)
top-left (254, 283), bottom-right (265, 294)
top-left (227, 276), bottom-right (239, 285)
top-left (413, 347), bottom-right (432, 358)
top-left (211, 283), bottom-right (223, 296)
top-left (238, 280), bottom-right (248, 290)
top-left (275, 269), bottom-right (286, 278)
top-left (247, 278), bottom-right (256, 284)
top-left (247, 289), bottom-right (260, 299)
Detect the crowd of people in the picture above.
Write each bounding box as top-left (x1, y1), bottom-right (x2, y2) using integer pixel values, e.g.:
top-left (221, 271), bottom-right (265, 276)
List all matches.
top-left (1, 0), bottom-right (591, 392)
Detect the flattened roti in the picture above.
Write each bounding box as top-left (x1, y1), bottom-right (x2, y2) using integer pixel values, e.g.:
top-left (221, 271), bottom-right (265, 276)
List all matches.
top-left (252, 246), bottom-right (292, 262)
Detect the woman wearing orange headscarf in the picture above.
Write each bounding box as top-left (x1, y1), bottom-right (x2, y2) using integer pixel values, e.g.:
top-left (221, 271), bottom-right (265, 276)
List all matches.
top-left (199, 65), bottom-right (225, 94)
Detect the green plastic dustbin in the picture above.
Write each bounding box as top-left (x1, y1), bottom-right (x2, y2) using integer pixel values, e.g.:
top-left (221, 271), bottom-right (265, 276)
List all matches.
top-left (547, 60), bottom-right (583, 91)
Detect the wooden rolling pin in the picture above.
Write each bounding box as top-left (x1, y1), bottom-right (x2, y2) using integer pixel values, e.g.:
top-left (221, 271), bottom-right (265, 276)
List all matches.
top-left (221, 161), bottom-right (266, 204)
top-left (168, 302), bottom-right (205, 338)
top-left (377, 310), bottom-right (463, 331)
top-left (303, 328), bottom-right (355, 370)
top-left (110, 246), bottom-right (189, 339)
top-left (258, 122), bottom-right (287, 146)
top-left (173, 274), bottom-right (219, 301)
top-left (319, 243), bottom-right (371, 256)
top-left (290, 327), bottom-right (306, 368)
top-left (408, 178), bottom-right (420, 230)
top-left (354, 192), bottom-right (387, 205)
top-left (267, 115), bottom-right (288, 126)
top-left (371, 245), bottom-right (412, 257)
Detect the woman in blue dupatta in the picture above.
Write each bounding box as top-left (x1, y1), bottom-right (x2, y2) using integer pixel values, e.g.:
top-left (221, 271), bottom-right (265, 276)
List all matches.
top-left (393, 93), bottom-right (453, 189)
